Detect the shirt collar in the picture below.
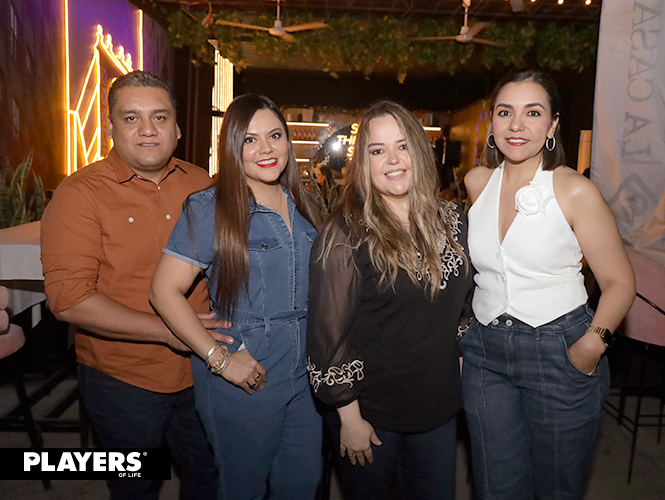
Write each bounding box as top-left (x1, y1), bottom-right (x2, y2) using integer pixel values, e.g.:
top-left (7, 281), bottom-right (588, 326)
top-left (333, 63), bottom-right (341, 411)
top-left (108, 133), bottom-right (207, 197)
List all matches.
top-left (106, 148), bottom-right (187, 184)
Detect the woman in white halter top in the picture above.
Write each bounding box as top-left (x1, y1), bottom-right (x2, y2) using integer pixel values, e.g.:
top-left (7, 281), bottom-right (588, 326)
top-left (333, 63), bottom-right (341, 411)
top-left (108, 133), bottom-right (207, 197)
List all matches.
top-left (461, 70), bottom-right (635, 500)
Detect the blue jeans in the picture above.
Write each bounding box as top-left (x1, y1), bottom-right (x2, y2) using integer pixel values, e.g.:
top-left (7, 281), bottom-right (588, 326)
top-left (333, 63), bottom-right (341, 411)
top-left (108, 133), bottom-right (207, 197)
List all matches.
top-left (192, 357), bottom-right (322, 500)
top-left (460, 304), bottom-right (609, 500)
top-left (324, 411), bottom-right (457, 500)
top-left (78, 365), bottom-right (217, 500)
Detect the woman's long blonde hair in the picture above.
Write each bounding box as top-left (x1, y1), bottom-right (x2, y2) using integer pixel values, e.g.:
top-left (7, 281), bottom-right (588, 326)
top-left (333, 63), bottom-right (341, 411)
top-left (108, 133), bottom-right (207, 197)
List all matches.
top-left (319, 101), bottom-right (467, 299)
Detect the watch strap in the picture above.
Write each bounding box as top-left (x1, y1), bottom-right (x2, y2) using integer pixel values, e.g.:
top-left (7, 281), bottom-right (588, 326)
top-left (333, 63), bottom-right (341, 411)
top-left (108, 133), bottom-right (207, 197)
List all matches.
top-left (586, 324), bottom-right (614, 349)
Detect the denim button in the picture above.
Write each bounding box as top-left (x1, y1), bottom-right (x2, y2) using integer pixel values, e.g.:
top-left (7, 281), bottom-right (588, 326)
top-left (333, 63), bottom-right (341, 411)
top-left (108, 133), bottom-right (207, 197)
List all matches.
top-left (505, 319), bottom-right (513, 326)
top-left (261, 243), bottom-right (268, 250)
top-left (491, 319), bottom-right (499, 326)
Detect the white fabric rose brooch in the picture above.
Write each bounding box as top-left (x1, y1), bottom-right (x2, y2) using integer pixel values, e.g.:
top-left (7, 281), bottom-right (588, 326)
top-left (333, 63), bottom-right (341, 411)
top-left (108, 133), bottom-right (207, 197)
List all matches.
top-left (515, 182), bottom-right (555, 217)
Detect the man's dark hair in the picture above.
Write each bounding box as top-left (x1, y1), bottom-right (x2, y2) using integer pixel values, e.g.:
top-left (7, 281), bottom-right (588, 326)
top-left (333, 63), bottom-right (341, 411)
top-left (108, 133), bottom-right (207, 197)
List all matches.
top-left (108, 71), bottom-right (177, 120)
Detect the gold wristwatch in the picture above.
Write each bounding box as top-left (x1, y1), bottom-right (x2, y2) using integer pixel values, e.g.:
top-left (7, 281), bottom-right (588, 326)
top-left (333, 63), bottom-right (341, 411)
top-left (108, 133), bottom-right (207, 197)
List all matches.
top-left (586, 324), bottom-right (614, 349)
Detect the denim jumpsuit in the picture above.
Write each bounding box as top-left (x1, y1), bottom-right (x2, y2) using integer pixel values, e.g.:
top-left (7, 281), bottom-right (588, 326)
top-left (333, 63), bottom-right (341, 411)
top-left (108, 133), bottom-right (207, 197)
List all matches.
top-left (165, 187), bottom-right (322, 500)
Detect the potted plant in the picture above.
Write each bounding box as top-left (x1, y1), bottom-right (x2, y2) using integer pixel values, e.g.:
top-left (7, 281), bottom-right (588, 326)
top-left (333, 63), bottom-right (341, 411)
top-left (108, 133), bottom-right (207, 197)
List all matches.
top-left (0, 152), bottom-right (45, 229)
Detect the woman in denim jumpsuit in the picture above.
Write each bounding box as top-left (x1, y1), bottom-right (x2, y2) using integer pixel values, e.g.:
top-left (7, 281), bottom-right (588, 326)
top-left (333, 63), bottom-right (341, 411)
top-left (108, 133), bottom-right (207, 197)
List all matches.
top-left (150, 94), bottom-right (323, 500)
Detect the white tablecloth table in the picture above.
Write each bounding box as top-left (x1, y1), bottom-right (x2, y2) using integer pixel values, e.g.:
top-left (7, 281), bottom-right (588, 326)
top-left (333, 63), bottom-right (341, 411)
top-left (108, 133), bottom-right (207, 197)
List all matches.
top-left (0, 221), bottom-right (46, 325)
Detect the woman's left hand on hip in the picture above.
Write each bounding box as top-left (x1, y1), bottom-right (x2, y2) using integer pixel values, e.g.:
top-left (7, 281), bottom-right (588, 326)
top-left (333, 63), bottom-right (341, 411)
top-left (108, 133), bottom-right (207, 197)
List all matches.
top-left (568, 330), bottom-right (606, 375)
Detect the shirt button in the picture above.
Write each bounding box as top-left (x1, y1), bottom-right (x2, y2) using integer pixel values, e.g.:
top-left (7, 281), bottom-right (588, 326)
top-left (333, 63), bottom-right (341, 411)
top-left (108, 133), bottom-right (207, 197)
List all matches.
top-left (501, 299), bottom-right (508, 306)
top-left (491, 319), bottom-right (499, 326)
top-left (499, 275), bottom-right (506, 282)
top-left (495, 252), bottom-right (501, 259)
top-left (128, 217), bottom-right (134, 223)
top-left (157, 186), bottom-right (161, 191)
top-left (505, 319), bottom-right (514, 326)
top-left (166, 214), bottom-right (171, 220)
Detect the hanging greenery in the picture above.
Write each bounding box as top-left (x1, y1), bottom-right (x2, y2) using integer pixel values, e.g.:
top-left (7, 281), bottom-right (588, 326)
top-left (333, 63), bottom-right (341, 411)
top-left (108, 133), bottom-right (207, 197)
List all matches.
top-left (167, 10), bottom-right (598, 80)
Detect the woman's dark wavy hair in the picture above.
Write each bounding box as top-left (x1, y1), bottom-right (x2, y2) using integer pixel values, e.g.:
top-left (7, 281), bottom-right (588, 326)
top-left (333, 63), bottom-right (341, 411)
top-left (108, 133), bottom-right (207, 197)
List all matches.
top-left (211, 94), bottom-right (322, 317)
top-left (483, 69), bottom-right (565, 171)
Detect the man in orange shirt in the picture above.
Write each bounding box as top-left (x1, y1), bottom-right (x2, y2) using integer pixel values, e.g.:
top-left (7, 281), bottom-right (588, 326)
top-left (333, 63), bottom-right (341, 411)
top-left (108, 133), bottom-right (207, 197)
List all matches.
top-left (41, 71), bottom-right (230, 500)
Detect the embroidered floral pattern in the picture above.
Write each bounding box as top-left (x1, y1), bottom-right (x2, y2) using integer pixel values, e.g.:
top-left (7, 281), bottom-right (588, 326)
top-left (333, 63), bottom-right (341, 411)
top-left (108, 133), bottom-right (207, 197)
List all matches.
top-left (515, 182), bottom-right (555, 217)
top-left (416, 202), bottom-right (465, 290)
top-left (456, 322), bottom-right (470, 343)
top-left (307, 357), bottom-right (365, 392)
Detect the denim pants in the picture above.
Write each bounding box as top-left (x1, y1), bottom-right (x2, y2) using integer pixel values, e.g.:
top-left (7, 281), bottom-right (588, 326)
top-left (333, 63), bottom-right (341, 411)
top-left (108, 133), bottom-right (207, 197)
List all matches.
top-left (192, 356), bottom-right (322, 500)
top-left (324, 411), bottom-right (457, 500)
top-left (460, 304), bottom-right (609, 500)
top-left (78, 365), bottom-right (217, 500)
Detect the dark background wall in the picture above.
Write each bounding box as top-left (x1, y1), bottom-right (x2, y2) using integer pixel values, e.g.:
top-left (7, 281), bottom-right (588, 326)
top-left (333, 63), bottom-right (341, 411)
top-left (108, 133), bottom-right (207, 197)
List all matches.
top-left (234, 65), bottom-right (597, 169)
top-left (0, 0), bottom-right (64, 191)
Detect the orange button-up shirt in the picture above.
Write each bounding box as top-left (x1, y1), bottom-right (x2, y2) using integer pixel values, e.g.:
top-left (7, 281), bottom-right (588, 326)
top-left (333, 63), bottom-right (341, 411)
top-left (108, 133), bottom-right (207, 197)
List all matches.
top-left (41, 149), bottom-right (213, 393)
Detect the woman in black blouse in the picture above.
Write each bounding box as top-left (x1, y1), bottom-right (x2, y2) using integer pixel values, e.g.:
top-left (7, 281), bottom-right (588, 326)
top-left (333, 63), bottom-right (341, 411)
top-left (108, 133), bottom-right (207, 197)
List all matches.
top-left (307, 101), bottom-right (473, 500)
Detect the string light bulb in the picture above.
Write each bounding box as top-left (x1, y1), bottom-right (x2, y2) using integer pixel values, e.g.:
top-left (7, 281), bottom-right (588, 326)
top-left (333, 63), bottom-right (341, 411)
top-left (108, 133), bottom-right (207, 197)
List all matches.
top-left (557, 0), bottom-right (564, 5)
top-left (585, 0), bottom-right (592, 4)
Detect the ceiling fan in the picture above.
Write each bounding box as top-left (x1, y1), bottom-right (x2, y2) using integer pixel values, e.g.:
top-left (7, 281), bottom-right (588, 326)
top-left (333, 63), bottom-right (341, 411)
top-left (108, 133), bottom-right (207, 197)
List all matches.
top-left (509, 0), bottom-right (525, 13)
top-left (214, 0), bottom-right (327, 43)
top-left (409, 0), bottom-right (505, 47)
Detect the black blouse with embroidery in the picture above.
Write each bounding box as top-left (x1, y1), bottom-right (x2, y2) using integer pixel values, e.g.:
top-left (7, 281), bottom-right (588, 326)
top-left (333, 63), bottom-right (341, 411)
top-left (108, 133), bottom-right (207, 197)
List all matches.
top-left (307, 202), bottom-right (474, 433)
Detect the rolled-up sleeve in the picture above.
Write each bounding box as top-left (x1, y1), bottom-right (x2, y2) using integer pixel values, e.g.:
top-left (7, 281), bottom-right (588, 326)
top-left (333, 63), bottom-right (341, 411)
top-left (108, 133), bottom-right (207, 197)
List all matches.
top-left (163, 190), bottom-right (215, 269)
top-left (40, 182), bottom-right (102, 314)
top-left (306, 228), bottom-right (364, 408)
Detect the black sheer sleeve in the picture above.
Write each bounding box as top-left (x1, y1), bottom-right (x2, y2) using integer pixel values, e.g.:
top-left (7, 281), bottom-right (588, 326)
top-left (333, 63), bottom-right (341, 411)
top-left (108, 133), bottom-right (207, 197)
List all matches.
top-left (307, 227), bottom-right (364, 408)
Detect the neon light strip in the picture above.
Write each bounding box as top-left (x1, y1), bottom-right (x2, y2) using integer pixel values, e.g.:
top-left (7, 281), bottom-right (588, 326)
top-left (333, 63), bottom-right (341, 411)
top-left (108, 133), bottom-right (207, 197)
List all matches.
top-left (97, 25), bottom-right (134, 74)
top-left (293, 140), bottom-right (320, 145)
top-left (423, 126), bottom-right (442, 132)
top-left (64, 0), bottom-right (71, 175)
top-left (65, 10), bottom-right (139, 175)
top-left (210, 49), bottom-right (234, 175)
top-left (138, 10), bottom-right (143, 70)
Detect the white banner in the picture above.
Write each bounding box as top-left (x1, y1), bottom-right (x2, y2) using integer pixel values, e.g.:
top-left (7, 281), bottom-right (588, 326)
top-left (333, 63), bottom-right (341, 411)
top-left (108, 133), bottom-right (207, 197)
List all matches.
top-left (591, 0), bottom-right (665, 267)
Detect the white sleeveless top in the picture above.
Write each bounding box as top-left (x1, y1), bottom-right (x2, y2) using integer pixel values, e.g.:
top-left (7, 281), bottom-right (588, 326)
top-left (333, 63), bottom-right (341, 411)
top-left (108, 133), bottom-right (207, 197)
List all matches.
top-left (467, 163), bottom-right (587, 327)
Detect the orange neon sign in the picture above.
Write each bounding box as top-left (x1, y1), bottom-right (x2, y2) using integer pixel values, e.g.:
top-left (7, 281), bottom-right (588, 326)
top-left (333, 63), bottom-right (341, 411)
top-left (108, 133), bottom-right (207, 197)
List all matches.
top-left (64, 0), bottom-right (143, 175)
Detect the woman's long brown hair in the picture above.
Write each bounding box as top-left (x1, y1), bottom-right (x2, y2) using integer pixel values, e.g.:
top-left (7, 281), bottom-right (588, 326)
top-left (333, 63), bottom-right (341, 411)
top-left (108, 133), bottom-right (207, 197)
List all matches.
top-left (213, 94), bottom-right (322, 317)
top-left (318, 100), bottom-right (467, 299)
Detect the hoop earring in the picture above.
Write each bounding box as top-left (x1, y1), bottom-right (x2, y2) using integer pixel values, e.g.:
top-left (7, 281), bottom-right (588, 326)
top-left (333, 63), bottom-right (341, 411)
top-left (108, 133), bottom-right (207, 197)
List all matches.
top-left (486, 133), bottom-right (496, 150)
top-left (545, 136), bottom-right (556, 152)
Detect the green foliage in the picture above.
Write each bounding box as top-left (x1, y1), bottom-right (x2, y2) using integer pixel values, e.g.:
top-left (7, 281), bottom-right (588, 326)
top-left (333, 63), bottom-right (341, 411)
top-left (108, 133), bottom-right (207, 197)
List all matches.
top-left (0, 152), bottom-right (46, 229)
top-left (536, 24), bottom-right (599, 72)
top-left (167, 10), bottom-right (599, 79)
top-left (306, 168), bottom-right (340, 216)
